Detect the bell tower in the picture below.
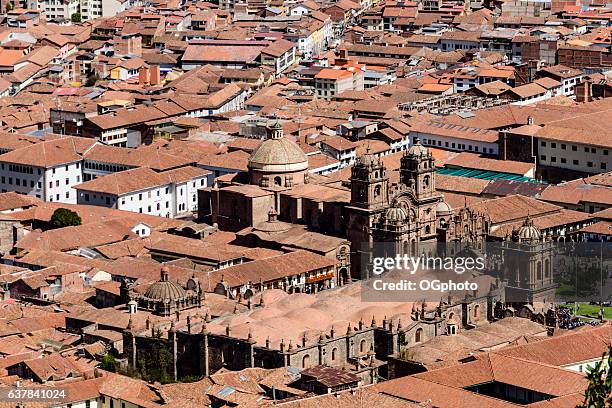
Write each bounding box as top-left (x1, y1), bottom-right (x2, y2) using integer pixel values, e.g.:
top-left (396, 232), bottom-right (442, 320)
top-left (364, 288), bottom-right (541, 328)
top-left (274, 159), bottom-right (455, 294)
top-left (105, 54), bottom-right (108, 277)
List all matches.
top-left (350, 153), bottom-right (389, 210)
top-left (347, 153), bottom-right (389, 280)
top-left (400, 138), bottom-right (436, 200)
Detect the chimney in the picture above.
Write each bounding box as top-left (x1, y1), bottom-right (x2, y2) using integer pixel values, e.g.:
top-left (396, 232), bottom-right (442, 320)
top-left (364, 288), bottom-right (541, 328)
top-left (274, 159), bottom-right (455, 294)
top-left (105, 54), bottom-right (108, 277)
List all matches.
top-left (150, 65), bottom-right (161, 86)
top-left (139, 67), bottom-right (150, 85)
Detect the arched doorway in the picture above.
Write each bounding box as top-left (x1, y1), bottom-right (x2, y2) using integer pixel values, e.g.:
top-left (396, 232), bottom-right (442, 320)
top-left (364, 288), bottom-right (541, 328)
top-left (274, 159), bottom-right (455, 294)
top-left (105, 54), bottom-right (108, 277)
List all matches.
top-left (415, 328), bottom-right (423, 343)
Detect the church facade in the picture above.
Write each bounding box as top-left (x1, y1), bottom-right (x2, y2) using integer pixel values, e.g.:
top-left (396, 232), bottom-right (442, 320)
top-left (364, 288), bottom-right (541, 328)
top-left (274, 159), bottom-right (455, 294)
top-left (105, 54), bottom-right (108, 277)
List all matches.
top-left (346, 139), bottom-right (490, 279)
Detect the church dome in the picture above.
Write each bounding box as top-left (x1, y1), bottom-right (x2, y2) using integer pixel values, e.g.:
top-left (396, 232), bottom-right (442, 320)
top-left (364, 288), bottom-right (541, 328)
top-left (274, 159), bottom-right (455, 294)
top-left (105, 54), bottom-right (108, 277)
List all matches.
top-left (253, 208), bottom-right (292, 233)
top-left (407, 138), bottom-right (429, 157)
top-left (144, 266), bottom-right (187, 301)
top-left (436, 200), bottom-right (453, 216)
top-left (384, 205), bottom-right (408, 224)
top-left (248, 135), bottom-right (308, 173)
top-left (514, 216), bottom-right (541, 242)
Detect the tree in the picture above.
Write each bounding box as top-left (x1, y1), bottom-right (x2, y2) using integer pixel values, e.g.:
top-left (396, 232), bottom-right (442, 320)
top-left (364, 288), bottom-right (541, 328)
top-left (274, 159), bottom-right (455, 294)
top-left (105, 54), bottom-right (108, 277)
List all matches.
top-left (71, 12), bottom-right (81, 23)
top-left (85, 74), bottom-right (100, 87)
top-left (579, 347), bottom-right (612, 408)
top-left (99, 354), bottom-right (117, 372)
top-left (5, 1), bottom-right (13, 11)
top-left (137, 330), bottom-right (174, 384)
top-left (50, 208), bottom-right (82, 229)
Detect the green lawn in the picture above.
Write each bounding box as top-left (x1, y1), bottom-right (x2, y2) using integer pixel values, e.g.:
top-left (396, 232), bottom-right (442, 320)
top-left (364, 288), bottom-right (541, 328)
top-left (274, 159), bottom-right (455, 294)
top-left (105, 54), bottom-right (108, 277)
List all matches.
top-left (574, 304), bottom-right (612, 319)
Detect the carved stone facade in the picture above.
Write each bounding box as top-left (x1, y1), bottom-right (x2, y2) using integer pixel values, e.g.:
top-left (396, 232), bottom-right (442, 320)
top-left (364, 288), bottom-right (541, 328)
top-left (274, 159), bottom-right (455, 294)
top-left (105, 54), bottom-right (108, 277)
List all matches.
top-left (122, 290), bottom-right (500, 383)
top-left (346, 139), bottom-right (490, 278)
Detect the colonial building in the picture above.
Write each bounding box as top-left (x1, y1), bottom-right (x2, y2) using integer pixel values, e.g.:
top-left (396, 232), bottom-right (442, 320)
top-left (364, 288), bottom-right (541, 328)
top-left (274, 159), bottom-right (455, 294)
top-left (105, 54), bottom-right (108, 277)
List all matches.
top-left (501, 216), bottom-right (557, 314)
top-left (121, 266), bottom-right (203, 316)
top-left (346, 139), bottom-right (489, 278)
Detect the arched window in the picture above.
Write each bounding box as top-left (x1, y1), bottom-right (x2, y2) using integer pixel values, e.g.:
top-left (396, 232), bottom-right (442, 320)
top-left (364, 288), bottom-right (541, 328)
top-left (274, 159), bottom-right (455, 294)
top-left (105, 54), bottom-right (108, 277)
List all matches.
top-left (302, 354), bottom-right (311, 369)
top-left (415, 328), bottom-right (423, 343)
top-left (331, 348), bottom-right (337, 362)
top-left (537, 261), bottom-right (542, 281)
top-left (403, 241), bottom-right (409, 255)
top-left (545, 259), bottom-right (550, 278)
top-left (360, 339), bottom-right (367, 354)
top-left (474, 305), bottom-right (480, 319)
top-left (274, 176), bottom-right (282, 186)
top-left (425, 225), bottom-right (431, 235)
top-left (374, 185), bottom-right (381, 197)
top-left (423, 175), bottom-right (430, 189)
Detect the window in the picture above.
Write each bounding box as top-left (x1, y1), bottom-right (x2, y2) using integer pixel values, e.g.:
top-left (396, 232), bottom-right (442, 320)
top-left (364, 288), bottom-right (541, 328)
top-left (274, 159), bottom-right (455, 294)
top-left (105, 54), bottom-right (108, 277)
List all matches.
top-left (551, 156), bottom-right (556, 162)
top-left (157, 203), bottom-right (160, 211)
top-left (360, 339), bottom-right (367, 354)
top-left (588, 161), bottom-right (593, 167)
top-left (65, 178), bottom-right (69, 185)
top-left (561, 144), bottom-right (566, 150)
top-left (148, 205), bottom-right (151, 212)
top-left (85, 194), bottom-right (89, 201)
top-left (561, 158), bottom-right (567, 164)
top-left (15, 179), bottom-right (19, 186)
top-left (138, 193), bottom-right (142, 200)
top-left (585, 147), bottom-right (589, 153)
top-left (602, 163), bottom-right (607, 170)
top-left (551, 142), bottom-right (556, 148)
top-left (572, 145), bottom-right (577, 151)
top-left (30, 180), bottom-right (33, 187)
top-left (66, 192), bottom-right (69, 199)
top-left (1, 177), bottom-right (4, 183)
top-left (540, 155), bottom-right (546, 161)
top-left (605, 150), bottom-right (609, 156)
top-left (573, 159), bottom-right (579, 165)
top-left (540, 141), bottom-right (546, 147)
top-left (65, 165), bottom-right (69, 171)
top-left (56, 180), bottom-right (59, 187)
top-left (37, 182), bottom-right (41, 188)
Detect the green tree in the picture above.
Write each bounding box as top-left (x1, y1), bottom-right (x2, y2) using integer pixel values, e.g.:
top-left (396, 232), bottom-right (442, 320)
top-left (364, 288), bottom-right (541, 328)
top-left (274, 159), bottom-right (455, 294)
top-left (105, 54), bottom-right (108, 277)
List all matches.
top-left (99, 354), bottom-right (117, 372)
top-left (71, 12), bottom-right (81, 22)
top-left (5, 1), bottom-right (13, 11)
top-left (138, 331), bottom-right (174, 384)
top-left (85, 74), bottom-right (100, 87)
top-left (580, 348), bottom-right (612, 408)
top-left (50, 208), bottom-right (82, 228)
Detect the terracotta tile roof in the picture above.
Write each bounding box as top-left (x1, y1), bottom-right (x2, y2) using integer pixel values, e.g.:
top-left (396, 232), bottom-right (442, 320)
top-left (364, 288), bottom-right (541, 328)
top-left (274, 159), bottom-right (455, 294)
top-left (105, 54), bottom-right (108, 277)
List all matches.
top-left (15, 219), bottom-right (137, 252)
top-left (577, 220), bottom-right (612, 235)
top-left (183, 43), bottom-right (265, 63)
top-left (539, 182), bottom-right (612, 206)
top-left (84, 144), bottom-right (194, 171)
top-left (206, 250), bottom-right (335, 288)
top-left (0, 136), bottom-right (95, 168)
top-left (444, 152), bottom-right (534, 176)
top-left (467, 194), bottom-right (561, 225)
top-left (261, 39), bottom-right (294, 57)
top-left (75, 167), bottom-right (170, 196)
top-left (315, 68), bottom-right (354, 80)
top-left (409, 118), bottom-right (499, 143)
